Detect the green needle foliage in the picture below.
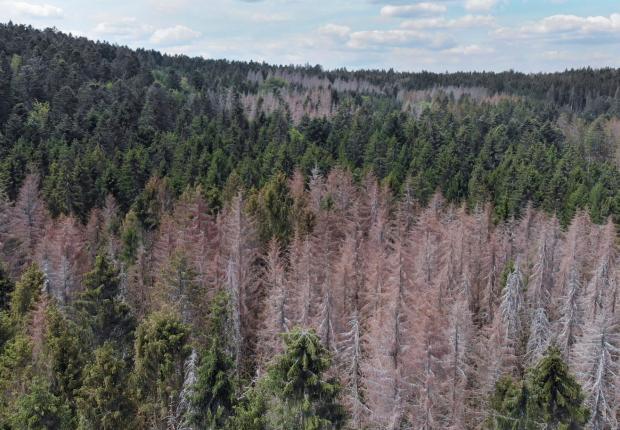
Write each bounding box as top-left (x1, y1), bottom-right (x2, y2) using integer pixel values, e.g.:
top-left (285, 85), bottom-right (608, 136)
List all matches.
top-left (76, 342), bottom-right (138, 430)
top-left (190, 339), bottom-right (236, 429)
top-left (190, 293), bottom-right (236, 429)
top-left (0, 263), bottom-right (14, 312)
top-left (44, 303), bottom-right (87, 417)
top-left (231, 328), bottom-right (347, 430)
top-left (133, 312), bottom-right (191, 429)
top-left (9, 377), bottom-right (72, 430)
top-left (526, 347), bottom-right (589, 429)
top-left (489, 347), bottom-right (589, 430)
top-left (268, 328), bottom-right (346, 430)
top-left (10, 265), bottom-right (44, 320)
top-left (75, 254), bottom-right (135, 350)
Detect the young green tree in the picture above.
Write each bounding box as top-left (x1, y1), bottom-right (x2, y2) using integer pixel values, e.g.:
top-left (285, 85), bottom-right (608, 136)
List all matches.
top-left (488, 376), bottom-right (531, 430)
top-left (9, 377), bottom-right (72, 430)
top-left (76, 342), bottom-right (137, 430)
top-left (0, 263), bottom-right (14, 311)
top-left (488, 347), bottom-right (589, 430)
top-left (155, 251), bottom-right (198, 326)
top-left (44, 303), bottom-right (87, 418)
top-left (0, 335), bottom-right (33, 425)
top-left (265, 328), bottom-right (346, 430)
top-left (0, 54), bottom-right (12, 126)
top-left (254, 172), bottom-right (294, 244)
top-left (133, 312), bottom-right (191, 430)
top-left (526, 347), bottom-right (589, 429)
top-left (120, 210), bottom-right (141, 263)
top-left (189, 293), bottom-right (236, 429)
top-left (10, 264), bottom-right (44, 319)
top-left (75, 254), bottom-right (135, 350)
top-left (229, 385), bottom-right (268, 430)
top-left (189, 337), bottom-right (236, 429)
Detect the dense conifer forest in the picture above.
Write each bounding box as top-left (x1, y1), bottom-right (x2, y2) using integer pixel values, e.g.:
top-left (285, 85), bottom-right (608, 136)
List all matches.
top-left (0, 23), bottom-right (618, 429)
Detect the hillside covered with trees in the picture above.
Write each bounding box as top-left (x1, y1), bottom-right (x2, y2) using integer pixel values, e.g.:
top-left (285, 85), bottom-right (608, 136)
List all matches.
top-left (0, 22), bottom-right (618, 429)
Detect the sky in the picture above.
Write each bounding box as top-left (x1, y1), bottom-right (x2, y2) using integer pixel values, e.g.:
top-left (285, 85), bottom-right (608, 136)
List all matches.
top-left (1, 0), bottom-right (619, 73)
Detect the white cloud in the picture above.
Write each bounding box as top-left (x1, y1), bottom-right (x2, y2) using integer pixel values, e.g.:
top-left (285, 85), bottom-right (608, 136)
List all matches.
top-left (381, 3), bottom-right (447, 18)
top-left (147, 0), bottom-right (191, 13)
top-left (250, 13), bottom-right (290, 23)
top-left (347, 29), bottom-right (454, 50)
top-left (93, 18), bottom-right (153, 41)
top-left (494, 13), bottom-right (620, 41)
top-left (464, 0), bottom-right (498, 12)
top-left (444, 44), bottom-right (494, 55)
top-left (541, 50), bottom-right (570, 60)
top-left (401, 14), bottom-right (495, 29)
top-left (149, 25), bottom-right (202, 45)
top-left (318, 23), bottom-right (352, 39)
top-left (529, 13), bottom-right (620, 34)
top-left (2, 1), bottom-right (63, 18)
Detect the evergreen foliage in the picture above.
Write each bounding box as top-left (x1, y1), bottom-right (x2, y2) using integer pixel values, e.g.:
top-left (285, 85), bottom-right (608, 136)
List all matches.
top-left (133, 312), bottom-right (191, 429)
top-left (189, 292), bottom-right (236, 429)
top-left (0, 264), bottom-right (14, 311)
top-left (9, 377), bottom-right (72, 430)
top-left (0, 24), bottom-right (619, 229)
top-left (76, 342), bottom-right (137, 430)
top-left (75, 254), bottom-right (135, 349)
top-left (234, 328), bottom-right (347, 430)
top-left (10, 264), bottom-right (43, 319)
top-left (489, 347), bottom-right (589, 430)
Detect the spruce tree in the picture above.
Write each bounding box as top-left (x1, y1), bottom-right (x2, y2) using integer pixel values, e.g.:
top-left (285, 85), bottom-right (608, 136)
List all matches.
top-left (10, 377), bottom-right (72, 430)
top-left (229, 386), bottom-right (268, 430)
top-left (0, 335), bottom-right (33, 425)
top-left (488, 347), bottom-right (589, 430)
top-left (0, 53), bottom-right (12, 126)
top-left (44, 303), bottom-right (86, 418)
top-left (254, 172), bottom-right (293, 244)
top-left (0, 263), bottom-right (14, 311)
top-left (76, 342), bottom-right (137, 430)
top-left (190, 339), bottom-right (236, 429)
top-left (266, 328), bottom-right (346, 430)
top-left (75, 254), bottom-right (135, 349)
top-left (10, 264), bottom-right (44, 319)
top-left (190, 292), bottom-right (236, 429)
top-left (526, 347), bottom-right (589, 429)
top-left (133, 312), bottom-right (191, 430)
top-left (488, 376), bottom-right (532, 430)
top-left (120, 210), bottom-right (141, 263)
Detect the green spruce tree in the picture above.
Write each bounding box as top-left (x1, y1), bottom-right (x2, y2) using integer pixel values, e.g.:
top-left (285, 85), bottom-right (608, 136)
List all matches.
top-left (75, 254), bottom-right (135, 349)
top-left (0, 262), bottom-right (14, 311)
top-left (488, 347), bottom-right (589, 430)
top-left (133, 312), bottom-right (191, 429)
top-left (10, 264), bottom-right (44, 319)
top-left (190, 292), bottom-right (236, 429)
top-left (526, 347), bottom-right (589, 429)
top-left (44, 303), bottom-right (86, 420)
top-left (76, 342), bottom-right (137, 430)
top-left (10, 377), bottom-right (72, 430)
top-left (266, 328), bottom-right (346, 430)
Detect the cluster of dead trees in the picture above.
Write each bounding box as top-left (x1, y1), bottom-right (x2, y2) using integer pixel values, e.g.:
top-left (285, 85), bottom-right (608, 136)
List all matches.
top-left (2, 169), bottom-right (618, 429)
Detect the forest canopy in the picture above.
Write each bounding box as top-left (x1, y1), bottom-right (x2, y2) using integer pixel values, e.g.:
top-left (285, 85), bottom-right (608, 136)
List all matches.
top-left (1, 23), bottom-right (620, 225)
top-left (0, 22), bottom-right (618, 430)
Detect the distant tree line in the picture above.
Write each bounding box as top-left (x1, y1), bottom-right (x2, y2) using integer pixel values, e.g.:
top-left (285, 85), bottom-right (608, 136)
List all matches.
top-left (1, 23), bottom-right (620, 230)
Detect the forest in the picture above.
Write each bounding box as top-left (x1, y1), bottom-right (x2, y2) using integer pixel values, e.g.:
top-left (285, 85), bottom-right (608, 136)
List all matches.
top-left (0, 22), bottom-right (618, 429)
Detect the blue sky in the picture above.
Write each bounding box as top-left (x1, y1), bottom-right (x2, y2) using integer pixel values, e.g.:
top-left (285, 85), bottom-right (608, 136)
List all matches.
top-left (1, 0), bottom-right (619, 72)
